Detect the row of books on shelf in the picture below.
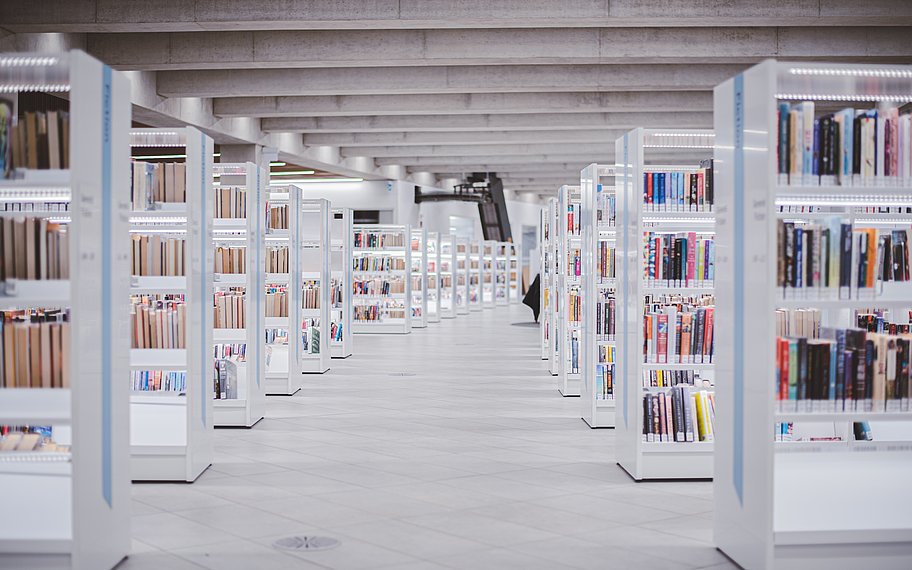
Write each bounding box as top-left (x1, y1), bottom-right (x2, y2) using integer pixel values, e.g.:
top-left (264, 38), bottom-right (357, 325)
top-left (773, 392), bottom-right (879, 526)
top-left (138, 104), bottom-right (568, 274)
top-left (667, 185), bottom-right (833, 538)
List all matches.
top-left (268, 204), bottom-right (288, 230)
top-left (776, 221), bottom-right (910, 291)
top-left (643, 369), bottom-right (708, 388)
top-left (214, 246), bottom-right (246, 275)
top-left (132, 370), bottom-right (186, 392)
top-left (302, 283), bottom-right (321, 309)
top-left (352, 278), bottom-right (405, 296)
top-left (857, 313), bottom-right (912, 334)
top-left (132, 161), bottom-right (186, 209)
top-left (214, 187), bottom-right (246, 219)
top-left (777, 102), bottom-right (912, 187)
top-left (0, 105), bottom-right (69, 175)
top-left (265, 288), bottom-right (288, 318)
top-left (567, 329), bottom-right (580, 374)
top-left (644, 232), bottom-right (714, 288)
top-left (214, 290), bottom-right (246, 329)
top-left (0, 309), bottom-right (69, 388)
top-left (353, 256), bottom-right (407, 272)
top-left (599, 242), bottom-right (616, 279)
top-left (643, 386), bottom-right (715, 443)
top-left (567, 287), bottom-right (581, 323)
top-left (265, 328), bottom-right (287, 345)
top-left (329, 321), bottom-right (343, 342)
top-left (566, 247), bottom-right (581, 278)
top-left (214, 343), bottom-right (246, 360)
top-left (353, 303), bottom-right (406, 321)
top-left (0, 426), bottom-right (68, 453)
top-left (597, 294), bottom-right (616, 340)
top-left (265, 246), bottom-right (288, 273)
top-left (1, 217), bottom-right (69, 282)
top-left (775, 307), bottom-right (821, 339)
top-left (644, 300), bottom-right (715, 364)
top-left (301, 318), bottom-right (320, 354)
top-left (132, 235), bottom-right (185, 277)
top-left (596, 345), bottom-right (615, 400)
top-left (597, 188), bottom-right (616, 227)
top-left (776, 326), bottom-right (912, 414)
top-left (130, 296), bottom-right (186, 349)
top-left (0, 202), bottom-right (68, 213)
top-left (354, 231), bottom-right (404, 249)
top-left (566, 202), bottom-right (582, 236)
top-left (642, 163), bottom-right (714, 212)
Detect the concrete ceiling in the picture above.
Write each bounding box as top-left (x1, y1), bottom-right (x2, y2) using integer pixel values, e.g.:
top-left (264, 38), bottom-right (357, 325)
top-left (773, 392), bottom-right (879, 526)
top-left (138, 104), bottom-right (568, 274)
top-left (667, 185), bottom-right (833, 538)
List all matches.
top-left (3, 1), bottom-right (912, 198)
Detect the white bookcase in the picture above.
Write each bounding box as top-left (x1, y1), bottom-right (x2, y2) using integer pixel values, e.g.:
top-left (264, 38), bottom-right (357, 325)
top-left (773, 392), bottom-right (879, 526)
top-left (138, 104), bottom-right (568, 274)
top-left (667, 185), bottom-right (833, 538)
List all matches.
top-left (540, 206), bottom-right (551, 359)
top-left (330, 207), bottom-right (353, 358)
top-left (426, 231), bottom-right (441, 323)
top-left (495, 242), bottom-right (509, 306)
top-left (128, 127), bottom-right (214, 483)
top-left (263, 185), bottom-right (301, 395)
top-left (714, 60), bottom-right (912, 569)
top-left (547, 197), bottom-right (561, 376)
top-left (455, 237), bottom-right (470, 315)
top-left (482, 240), bottom-right (496, 308)
top-left (352, 224), bottom-right (412, 334)
top-left (508, 242), bottom-right (520, 304)
top-left (614, 128), bottom-right (716, 480)
top-left (468, 240), bottom-right (483, 311)
top-left (558, 185), bottom-right (582, 397)
top-left (581, 164), bottom-right (618, 428)
top-left (211, 162), bottom-right (266, 428)
top-left (300, 198), bottom-right (331, 373)
top-left (0, 50), bottom-right (131, 569)
top-left (439, 234), bottom-right (457, 319)
top-left (410, 228), bottom-right (428, 328)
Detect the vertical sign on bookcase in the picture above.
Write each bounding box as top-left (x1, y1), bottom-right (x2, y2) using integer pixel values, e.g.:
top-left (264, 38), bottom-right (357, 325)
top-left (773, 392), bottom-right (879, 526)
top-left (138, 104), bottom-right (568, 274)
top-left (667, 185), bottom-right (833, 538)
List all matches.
top-left (128, 126), bottom-right (214, 484)
top-left (558, 185), bottom-right (582, 396)
top-left (580, 164), bottom-right (618, 428)
top-left (614, 128), bottom-right (716, 481)
top-left (714, 60), bottom-right (912, 569)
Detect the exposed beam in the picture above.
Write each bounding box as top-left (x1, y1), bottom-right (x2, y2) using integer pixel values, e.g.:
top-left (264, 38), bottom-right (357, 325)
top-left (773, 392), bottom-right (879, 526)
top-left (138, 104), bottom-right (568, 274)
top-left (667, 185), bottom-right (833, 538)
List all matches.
top-left (5, 1), bottom-right (912, 32)
top-left (262, 111), bottom-right (713, 134)
top-left (157, 64), bottom-right (747, 98)
top-left (214, 91), bottom-right (713, 118)
top-left (418, 164), bottom-right (605, 175)
top-left (340, 143), bottom-right (614, 158)
top-left (304, 129), bottom-right (629, 147)
top-left (83, 27), bottom-right (912, 70)
top-left (378, 154), bottom-right (608, 167)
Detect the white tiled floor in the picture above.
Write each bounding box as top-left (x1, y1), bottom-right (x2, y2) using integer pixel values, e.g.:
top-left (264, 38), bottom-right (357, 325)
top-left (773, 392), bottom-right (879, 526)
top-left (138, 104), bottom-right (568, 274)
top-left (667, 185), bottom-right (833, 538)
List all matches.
top-left (124, 304), bottom-right (735, 569)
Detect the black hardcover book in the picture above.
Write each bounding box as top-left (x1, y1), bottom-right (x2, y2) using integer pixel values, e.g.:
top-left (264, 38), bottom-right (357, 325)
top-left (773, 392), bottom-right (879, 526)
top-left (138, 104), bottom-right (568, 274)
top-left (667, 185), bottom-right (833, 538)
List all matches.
top-left (898, 338), bottom-right (910, 402)
top-left (690, 173), bottom-right (698, 209)
top-left (819, 115), bottom-right (832, 176)
top-left (852, 114), bottom-right (862, 175)
top-left (864, 338), bottom-right (875, 403)
top-left (805, 228), bottom-right (815, 287)
top-left (784, 222), bottom-right (795, 288)
top-left (830, 118), bottom-right (840, 177)
top-left (840, 223), bottom-right (853, 288)
top-left (643, 393), bottom-right (652, 438)
top-left (880, 234), bottom-right (893, 282)
top-left (797, 337), bottom-right (809, 403)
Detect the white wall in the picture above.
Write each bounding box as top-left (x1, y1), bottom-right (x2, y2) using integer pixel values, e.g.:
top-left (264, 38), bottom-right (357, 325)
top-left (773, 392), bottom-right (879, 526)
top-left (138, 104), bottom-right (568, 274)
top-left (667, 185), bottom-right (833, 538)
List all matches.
top-left (294, 180), bottom-right (398, 213)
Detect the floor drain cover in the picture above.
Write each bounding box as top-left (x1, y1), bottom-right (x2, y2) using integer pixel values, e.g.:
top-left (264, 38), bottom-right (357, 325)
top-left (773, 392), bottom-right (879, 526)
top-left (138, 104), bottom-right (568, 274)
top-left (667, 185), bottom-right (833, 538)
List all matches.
top-left (389, 372), bottom-right (417, 377)
top-left (272, 536), bottom-right (340, 552)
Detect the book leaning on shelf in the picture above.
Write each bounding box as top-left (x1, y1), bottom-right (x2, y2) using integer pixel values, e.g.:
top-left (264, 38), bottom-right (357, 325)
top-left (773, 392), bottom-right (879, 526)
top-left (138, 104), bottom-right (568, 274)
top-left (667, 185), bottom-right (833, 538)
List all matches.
top-left (643, 385), bottom-right (715, 443)
top-left (0, 309), bottom-right (69, 388)
top-left (643, 295), bottom-right (715, 364)
top-left (0, 426), bottom-right (69, 453)
top-left (214, 187), bottom-right (246, 219)
top-left (214, 246), bottom-right (246, 274)
top-left (213, 289), bottom-right (246, 329)
top-left (302, 318), bottom-right (320, 354)
top-left (777, 102), bottom-right (912, 186)
top-left (213, 343), bottom-right (245, 400)
top-left (0, 217), bottom-right (69, 281)
top-left (131, 162), bottom-right (187, 209)
top-left (329, 321), bottom-right (343, 342)
top-left (130, 296), bottom-right (186, 349)
top-left (777, 219), bottom-right (910, 294)
top-left (0, 101), bottom-right (70, 176)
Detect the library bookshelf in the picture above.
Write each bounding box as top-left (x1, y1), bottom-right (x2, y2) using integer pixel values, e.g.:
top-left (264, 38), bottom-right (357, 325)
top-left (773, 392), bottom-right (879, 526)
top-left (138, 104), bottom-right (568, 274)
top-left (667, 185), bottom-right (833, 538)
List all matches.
top-left (615, 128), bottom-right (716, 480)
top-left (508, 242), bottom-right (520, 304)
top-left (546, 197), bottom-right (560, 375)
top-left (714, 60), bottom-right (912, 569)
top-left (352, 224), bottom-right (412, 334)
top-left (468, 240), bottom-right (483, 311)
top-left (482, 240), bottom-right (496, 308)
top-left (580, 164), bottom-right (618, 429)
top-left (0, 50), bottom-right (131, 569)
top-left (330, 207), bottom-right (353, 358)
top-left (211, 162), bottom-right (266, 428)
top-left (263, 185), bottom-right (302, 395)
top-left (427, 231), bottom-right (441, 323)
top-left (541, 205), bottom-right (552, 360)
top-left (128, 127), bottom-right (214, 483)
top-left (558, 185), bottom-right (582, 396)
top-left (455, 237), bottom-right (470, 315)
top-left (410, 228), bottom-right (428, 328)
top-left (495, 241), bottom-right (509, 306)
top-left (299, 198), bottom-right (332, 374)
top-left (439, 234), bottom-right (457, 319)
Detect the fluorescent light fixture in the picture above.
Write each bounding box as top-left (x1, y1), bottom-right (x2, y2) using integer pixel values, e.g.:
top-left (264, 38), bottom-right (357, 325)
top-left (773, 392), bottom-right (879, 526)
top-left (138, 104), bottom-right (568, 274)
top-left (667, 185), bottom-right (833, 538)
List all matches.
top-left (270, 170), bottom-right (316, 176)
top-left (776, 93), bottom-right (912, 102)
top-left (270, 162), bottom-right (286, 167)
top-left (788, 67), bottom-right (912, 78)
top-left (270, 178), bottom-right (363, 185)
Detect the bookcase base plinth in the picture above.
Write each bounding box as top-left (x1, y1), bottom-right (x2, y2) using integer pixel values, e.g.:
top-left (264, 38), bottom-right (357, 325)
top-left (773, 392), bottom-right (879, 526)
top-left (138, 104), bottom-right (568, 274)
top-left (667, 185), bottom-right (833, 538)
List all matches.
top-left (352, 323), bottom-right (410, 334)
top-left (331, 347), bottom-right (353, 359)
top-left (130, 446), bottom-right (210, 483)
top-left (583, 404), bottom-right (616, 428)
top-left (214, 400), bottom-right (263, 428)
top-left (618, 445), bottom-right (713, 481)
top-left (760, 541), bottom-right (912, 570)
top-left (265, 376), bottom-right (301, 396)
top-left (558, 377), bottom-right (581, 397)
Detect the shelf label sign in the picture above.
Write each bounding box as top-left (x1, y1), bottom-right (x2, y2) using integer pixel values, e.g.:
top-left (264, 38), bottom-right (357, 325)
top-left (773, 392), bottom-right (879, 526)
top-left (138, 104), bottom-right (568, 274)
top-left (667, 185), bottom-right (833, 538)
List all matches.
top-left (101, 64), bottom-right (114, 507)
top-left (733, 74), bottom-right (745, 505)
